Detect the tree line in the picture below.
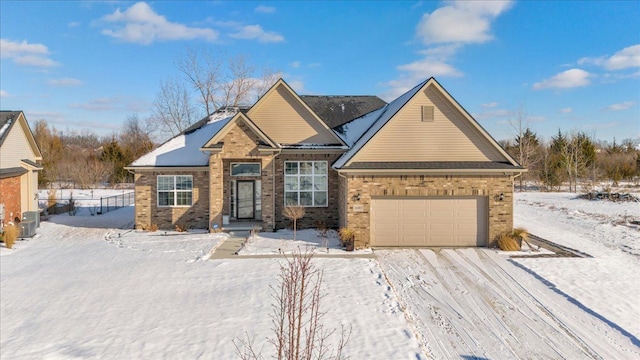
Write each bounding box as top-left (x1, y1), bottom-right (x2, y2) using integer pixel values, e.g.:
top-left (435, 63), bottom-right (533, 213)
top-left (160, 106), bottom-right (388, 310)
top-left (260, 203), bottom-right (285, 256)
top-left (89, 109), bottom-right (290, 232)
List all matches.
top-left (34, 115), bottom-right (154, 188)
top-left (503, 129), bottom-right (639, 192)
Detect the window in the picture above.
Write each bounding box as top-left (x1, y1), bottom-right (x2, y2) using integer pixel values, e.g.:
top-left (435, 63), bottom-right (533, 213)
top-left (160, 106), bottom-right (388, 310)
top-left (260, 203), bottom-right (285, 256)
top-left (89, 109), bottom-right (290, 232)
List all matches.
top-left (158, 175), bottom-right (193, 207)
top-left (284, 161), bottom-right (327, 207)
top-left (231, 163), bottom-right (261, 177)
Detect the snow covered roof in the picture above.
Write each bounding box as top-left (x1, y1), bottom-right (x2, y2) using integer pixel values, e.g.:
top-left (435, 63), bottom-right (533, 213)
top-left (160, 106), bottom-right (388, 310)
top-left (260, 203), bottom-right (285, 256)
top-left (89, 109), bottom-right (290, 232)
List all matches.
top-left (0, 111), bottom-right (20, 147)
top-left (333, 79), bottom-right (429, 169)
top-left (129, 111), bottom-right (235, 167)
top-left (333, 106), bottom-right (386, 147)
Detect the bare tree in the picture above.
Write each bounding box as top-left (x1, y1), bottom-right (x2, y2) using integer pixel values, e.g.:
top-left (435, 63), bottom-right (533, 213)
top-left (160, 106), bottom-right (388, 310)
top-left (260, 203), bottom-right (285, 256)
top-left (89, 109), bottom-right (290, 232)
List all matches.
top-left (175, 47), bottom-right (281, 114)
top-left (175, 46), bottom-right (221, 116)
top-left (151, 77), bottom-right (196, 137)
top-left (283, 205), bottom-right (305, 241)
top-left (120, 114), bottom-right (155, 158)
top-left (509, 103), bottom-right (539, 190)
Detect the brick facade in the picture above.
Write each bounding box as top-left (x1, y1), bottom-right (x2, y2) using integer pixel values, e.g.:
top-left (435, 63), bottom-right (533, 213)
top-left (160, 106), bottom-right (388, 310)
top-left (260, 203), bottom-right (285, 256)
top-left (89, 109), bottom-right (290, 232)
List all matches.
top-left (134, 170), bottom-right (209, 230)
top-left (0, 175), bottom-right (21, 224)
top-left (343, 174), bottom-right (514, 248)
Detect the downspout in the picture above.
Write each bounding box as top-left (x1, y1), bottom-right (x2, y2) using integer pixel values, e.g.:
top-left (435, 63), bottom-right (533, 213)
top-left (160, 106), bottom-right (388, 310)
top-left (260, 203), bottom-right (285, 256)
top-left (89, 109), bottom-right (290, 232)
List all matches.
top-left (272, 149), bottom-right (282, 231)
top-left (338, 170), bottom-right (348, 229)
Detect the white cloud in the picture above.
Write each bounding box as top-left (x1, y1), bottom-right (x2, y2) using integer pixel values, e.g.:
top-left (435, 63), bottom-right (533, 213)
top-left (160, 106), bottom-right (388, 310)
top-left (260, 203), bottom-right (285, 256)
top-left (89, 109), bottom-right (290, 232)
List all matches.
top-left (579, 44), bottom-right (640, 71)
top-left (481, 102), bottom-right (498, 108)
top-left (48, 78), bottom-right (83, 87)
top-left (0, 39), bottom-right (59, 67)
top-left (604, 101), bottom-right (635, 111)
top-left (0, 90), bottom-right (9, 98)
top-left (604, 44), bottom-right (640, 70)
top-left (384, 1), bottom-right (511, 99)
top-left (533, 69), bottom-right (591, 90)
top-left (416, 0), bottom-right (512, 45)
top-left (254, 5), bottom-right (276, 13)
top-left (397, 57), bottom-right (463, 78)
top-left (559, 107), bottom-right (573, 114)
top-left (68, 21), bottom-right (81, 28)
top-left (291, 61), bottom-right (301, 68)
top-left (69, 96), bottom-right (151, 112)
top-left (69, 98), bottom-right (116, 111)
top-left (230, 24), bottom-right (284, 43)
top-left (100, 2), bottom-right (218, 44)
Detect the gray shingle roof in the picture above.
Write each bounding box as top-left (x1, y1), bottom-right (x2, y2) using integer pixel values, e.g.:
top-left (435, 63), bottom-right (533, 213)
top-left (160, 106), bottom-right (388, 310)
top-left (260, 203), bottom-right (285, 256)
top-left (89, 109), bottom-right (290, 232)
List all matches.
top-left (300, 96), bottom-right (387, 128)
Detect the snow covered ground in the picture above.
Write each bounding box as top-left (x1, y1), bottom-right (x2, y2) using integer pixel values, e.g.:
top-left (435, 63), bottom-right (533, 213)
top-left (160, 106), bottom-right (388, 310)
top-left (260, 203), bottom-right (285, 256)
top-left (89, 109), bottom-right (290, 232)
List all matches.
top-left (1, 189), bottom-right (638, 359)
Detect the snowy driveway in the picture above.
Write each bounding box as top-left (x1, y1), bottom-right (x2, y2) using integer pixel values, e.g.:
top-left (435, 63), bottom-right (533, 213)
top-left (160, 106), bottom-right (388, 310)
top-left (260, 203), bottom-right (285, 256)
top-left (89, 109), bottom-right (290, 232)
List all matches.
top-left (376, 248), bottom-right (639, 359)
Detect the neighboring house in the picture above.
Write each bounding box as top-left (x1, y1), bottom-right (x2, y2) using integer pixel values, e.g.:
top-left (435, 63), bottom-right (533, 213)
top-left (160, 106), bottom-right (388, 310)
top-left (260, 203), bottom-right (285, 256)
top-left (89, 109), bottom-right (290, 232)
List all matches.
top-left (0, 111), bottom-right (43, 226)
top-left (127, 78), bottom-right (524, 248)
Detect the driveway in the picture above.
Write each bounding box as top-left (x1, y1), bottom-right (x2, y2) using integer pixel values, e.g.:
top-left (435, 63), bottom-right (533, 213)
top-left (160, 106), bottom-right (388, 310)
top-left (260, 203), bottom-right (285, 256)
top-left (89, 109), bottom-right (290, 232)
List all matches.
top-left (376, 248), bottom-right (638, 359)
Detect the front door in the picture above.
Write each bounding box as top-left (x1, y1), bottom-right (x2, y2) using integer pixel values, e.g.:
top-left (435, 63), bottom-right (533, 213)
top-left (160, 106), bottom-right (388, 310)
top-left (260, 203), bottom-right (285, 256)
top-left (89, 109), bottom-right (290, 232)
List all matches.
top-left (237, 180), bottom-right (255, 219)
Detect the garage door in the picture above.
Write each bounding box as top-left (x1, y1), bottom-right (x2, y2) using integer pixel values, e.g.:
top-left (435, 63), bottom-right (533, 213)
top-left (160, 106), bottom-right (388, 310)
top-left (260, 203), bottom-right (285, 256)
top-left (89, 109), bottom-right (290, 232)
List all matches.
top-left (370, 197), bottom-right (487, 247)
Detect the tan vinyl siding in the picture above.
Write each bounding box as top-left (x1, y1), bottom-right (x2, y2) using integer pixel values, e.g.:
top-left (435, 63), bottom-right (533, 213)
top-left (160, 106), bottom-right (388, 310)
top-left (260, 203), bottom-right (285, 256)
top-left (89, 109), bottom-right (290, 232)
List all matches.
top-left (249, 84), bottom-right (337, 145)
top-left (352, 84), bottom-right (506, 163)
top-left (1, 118), bottom-right (38, 169)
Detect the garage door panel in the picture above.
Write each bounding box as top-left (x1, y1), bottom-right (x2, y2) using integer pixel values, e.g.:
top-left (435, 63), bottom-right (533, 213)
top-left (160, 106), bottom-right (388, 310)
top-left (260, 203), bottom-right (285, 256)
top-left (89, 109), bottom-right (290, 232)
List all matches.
top-left (401, 223), bottom-right (426, 232)
top-left (402, 236), bottom-right (429, 246)
top-left (371, 197), bottom-right (487, 247)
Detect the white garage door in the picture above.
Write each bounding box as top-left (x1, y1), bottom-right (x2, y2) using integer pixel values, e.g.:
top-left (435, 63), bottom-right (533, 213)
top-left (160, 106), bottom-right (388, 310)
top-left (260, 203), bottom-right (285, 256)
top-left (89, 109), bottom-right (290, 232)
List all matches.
top-left (370, 197), bottom-right (487, 247)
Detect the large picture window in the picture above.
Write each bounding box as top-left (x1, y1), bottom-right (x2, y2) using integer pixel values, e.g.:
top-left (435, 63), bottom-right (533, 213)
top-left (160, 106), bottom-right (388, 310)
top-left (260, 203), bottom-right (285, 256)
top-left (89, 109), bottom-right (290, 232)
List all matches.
top-left (284, 161), bottom-right (327, 207)
top-left (158, 175), bottom-right (193, 207)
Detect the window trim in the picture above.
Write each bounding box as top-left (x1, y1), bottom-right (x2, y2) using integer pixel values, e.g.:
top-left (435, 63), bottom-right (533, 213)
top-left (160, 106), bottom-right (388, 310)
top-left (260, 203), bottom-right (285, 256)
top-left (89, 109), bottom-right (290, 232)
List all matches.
top-left (157, 175), bottom-right (193, 207)
top-left (283, 161), bottom-right (328, 207)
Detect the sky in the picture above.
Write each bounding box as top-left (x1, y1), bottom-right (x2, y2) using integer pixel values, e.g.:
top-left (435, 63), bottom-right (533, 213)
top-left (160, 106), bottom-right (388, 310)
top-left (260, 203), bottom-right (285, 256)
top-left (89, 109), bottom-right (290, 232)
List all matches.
top-left (1, 0), bottom-right (639, 143)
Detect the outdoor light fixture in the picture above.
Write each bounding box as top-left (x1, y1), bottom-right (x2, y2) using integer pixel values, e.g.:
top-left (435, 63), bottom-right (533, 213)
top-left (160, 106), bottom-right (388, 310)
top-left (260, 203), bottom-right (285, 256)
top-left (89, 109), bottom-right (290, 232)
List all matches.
top-left (494, 193), bottom-right (504, 201)
top-left (352, 193), bottom-right (361, 202)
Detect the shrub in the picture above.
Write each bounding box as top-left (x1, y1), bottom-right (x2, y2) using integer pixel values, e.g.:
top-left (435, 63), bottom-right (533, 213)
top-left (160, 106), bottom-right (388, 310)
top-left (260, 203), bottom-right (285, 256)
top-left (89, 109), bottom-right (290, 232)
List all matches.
top-left (338, 227), bottom-right (355, 251)
top-left (497, 228), bottom-right (529, 251)
top-left (148, 223), bottom-right (158, 232)
top-left (175, 223), bottom-right (188, 232)
top-left (3, 224), bottom-right (19, 249)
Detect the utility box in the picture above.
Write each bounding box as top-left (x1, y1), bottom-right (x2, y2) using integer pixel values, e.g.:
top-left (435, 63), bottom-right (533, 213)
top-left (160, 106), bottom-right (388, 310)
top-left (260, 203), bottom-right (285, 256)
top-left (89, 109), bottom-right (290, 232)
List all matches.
top-left (19, 221), bottom-right (37, 238)
top-left (23, 211), bottom-right (40, 228)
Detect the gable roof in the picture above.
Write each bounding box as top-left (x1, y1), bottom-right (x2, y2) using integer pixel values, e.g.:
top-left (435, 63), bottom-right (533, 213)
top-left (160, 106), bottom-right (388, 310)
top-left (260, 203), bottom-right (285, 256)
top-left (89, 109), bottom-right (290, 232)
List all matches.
top-left (333, 78), bottom-right (521, 171)
top-left (0, 111), bottom-right (42, 160)
top-left (300, 95), bottom-right (387, 128)
top-left (201, 111), bottom-right (279, 149)
top-left (247, 79), bottom-right (347, 147)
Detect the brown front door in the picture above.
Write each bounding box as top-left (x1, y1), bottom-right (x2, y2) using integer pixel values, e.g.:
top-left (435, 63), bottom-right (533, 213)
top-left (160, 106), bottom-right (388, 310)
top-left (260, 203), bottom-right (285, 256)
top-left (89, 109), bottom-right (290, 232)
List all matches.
top-left (237, 180), bottom-right (255, 219)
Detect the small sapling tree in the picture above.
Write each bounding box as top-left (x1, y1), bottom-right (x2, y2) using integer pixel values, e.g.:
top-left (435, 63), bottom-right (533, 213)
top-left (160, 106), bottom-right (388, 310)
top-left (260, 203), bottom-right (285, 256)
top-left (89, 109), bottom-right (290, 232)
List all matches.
top-left (283, 204), bottom-right (305, 241)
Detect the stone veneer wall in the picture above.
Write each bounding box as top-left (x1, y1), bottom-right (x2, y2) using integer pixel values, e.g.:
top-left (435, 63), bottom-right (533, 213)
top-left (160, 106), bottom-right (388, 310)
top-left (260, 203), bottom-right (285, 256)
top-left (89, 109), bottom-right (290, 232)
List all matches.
top-left (0, 176), bottom-right (21, 224)
top-left (134, 170), bottom-right (209, 230)
top-left (344, 174), bottom-right (514, 248)
top-left (274, 153), bottom-right (342, 230)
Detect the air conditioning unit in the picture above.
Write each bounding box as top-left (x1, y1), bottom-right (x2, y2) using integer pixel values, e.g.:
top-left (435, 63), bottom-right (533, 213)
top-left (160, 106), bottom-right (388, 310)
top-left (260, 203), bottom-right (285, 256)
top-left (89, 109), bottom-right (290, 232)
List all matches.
top-left (23, 211), bottom-right (40, 228)
top-left (19, 221), bottom-right (37, 238)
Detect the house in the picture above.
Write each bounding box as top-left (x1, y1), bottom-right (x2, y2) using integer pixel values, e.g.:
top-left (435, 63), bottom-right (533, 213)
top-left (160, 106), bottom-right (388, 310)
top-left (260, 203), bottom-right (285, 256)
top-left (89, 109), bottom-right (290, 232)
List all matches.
top-left (0, 111), bottom-right (43, 226)
top-left (127, 78), bottom-right (524, 248)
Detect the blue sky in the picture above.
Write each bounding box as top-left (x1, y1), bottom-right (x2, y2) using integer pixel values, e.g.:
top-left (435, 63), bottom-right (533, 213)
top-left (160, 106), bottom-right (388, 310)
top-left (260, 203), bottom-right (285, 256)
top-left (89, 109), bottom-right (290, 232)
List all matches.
top-left (1, 0), bottom-right (638, 143)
